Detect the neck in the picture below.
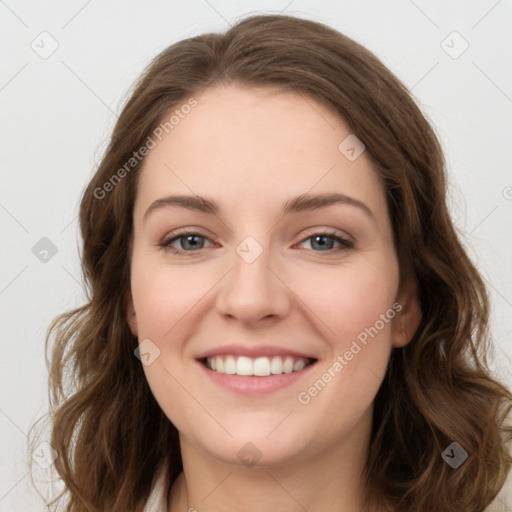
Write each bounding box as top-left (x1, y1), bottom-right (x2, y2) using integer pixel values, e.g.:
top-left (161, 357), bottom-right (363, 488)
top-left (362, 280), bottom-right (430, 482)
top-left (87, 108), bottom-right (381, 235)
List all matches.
top-left (168, 408), bottom-right (389, 512)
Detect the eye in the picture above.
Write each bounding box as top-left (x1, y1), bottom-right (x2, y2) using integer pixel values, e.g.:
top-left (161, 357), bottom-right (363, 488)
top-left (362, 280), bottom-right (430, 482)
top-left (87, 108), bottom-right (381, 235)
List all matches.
top-left (296, 231), bottom-right (354, 252)
top-left (159, 231), bottom-right (213, 255)
top-left (159, 229), bottom-right (354, 256)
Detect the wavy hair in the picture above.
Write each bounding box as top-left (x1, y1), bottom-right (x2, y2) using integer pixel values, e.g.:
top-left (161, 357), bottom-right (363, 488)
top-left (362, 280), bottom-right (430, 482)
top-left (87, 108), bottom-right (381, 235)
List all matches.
top-left (29, 13), bottom-right (512, 512)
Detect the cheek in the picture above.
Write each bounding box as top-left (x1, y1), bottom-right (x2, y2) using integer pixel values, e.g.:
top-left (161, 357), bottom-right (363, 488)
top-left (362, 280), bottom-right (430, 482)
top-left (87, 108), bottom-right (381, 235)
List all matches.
top-left (297, 260), bottom-right (398, 411)
top-left (130, 256), bottom-right (210, 338)
top-left (294, 283), bottom-right (396, 444)
top-left (290, 257), bottom-right (399, 345)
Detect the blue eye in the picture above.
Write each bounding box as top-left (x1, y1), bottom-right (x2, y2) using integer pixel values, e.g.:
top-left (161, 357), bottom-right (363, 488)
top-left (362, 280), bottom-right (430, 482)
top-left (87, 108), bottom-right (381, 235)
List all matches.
top-left (300, 233), bottom-right (354, 251)
top-left (159, 233), bottom-right (212, 255)
top-left (159, 231), bottom-right (354, 256)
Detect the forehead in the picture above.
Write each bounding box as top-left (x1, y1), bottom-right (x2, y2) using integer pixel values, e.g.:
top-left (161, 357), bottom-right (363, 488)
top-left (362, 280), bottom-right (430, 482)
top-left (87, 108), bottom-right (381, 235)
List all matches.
top-left (134, 83), bottom-right (389, 226)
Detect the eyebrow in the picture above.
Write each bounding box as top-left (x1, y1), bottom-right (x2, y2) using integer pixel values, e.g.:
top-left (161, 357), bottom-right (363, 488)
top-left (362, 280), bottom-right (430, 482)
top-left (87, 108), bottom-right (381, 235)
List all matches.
top-left (143, 192), bottom-right (375, 223)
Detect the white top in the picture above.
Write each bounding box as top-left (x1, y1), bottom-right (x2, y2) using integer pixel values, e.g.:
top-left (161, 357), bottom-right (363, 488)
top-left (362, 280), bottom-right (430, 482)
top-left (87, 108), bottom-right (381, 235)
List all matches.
top-left (143, 466), bottom-right (512, 511)
top-left (143, 468), bottom-right (168, 512)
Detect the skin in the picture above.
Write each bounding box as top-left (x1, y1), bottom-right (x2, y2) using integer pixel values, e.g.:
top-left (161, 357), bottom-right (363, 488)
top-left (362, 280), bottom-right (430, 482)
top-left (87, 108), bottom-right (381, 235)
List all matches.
top-left (126, 83), bottom-right (422, 512)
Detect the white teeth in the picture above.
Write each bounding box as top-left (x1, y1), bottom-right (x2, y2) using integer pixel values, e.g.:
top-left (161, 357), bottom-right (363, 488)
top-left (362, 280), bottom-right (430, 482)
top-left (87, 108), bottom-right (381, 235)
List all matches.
top-left (236, 356), bottom-right (253, 375)
top-left (253, 357), bottom-right (271, 376)
top-left (293, 359), bottom-right (305, 372)
top-left (283, 357), bottom-right (294, 374)
top-left (270, 356), bottom-right (283, 374)
top-left (224, 356), bottom-right (236, 374)
top-left (205, 355), bottom-right (312, 376)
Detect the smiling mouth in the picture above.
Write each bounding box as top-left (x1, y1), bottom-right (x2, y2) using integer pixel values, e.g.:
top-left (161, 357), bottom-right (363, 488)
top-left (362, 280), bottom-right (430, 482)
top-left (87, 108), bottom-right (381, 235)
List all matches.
top-left (199, 355), bottom-right (317, 376)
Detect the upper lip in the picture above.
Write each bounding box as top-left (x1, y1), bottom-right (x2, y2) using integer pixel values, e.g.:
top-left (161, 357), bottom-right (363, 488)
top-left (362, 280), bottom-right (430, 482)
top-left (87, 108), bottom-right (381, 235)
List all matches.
top-left (195, 344), bottom-right (317, 360)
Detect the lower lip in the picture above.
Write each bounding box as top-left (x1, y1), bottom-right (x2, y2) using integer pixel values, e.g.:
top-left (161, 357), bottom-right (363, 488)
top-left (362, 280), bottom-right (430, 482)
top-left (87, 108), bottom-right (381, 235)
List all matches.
top-left (196, 359), bottom-right (317, 394)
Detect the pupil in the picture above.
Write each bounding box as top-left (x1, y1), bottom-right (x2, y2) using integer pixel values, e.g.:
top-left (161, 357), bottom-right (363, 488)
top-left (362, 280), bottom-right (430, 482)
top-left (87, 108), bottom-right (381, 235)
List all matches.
top-left (184, 235), bottom-right (202, 249)
top-left (314, 235), bottom-right (332, 251)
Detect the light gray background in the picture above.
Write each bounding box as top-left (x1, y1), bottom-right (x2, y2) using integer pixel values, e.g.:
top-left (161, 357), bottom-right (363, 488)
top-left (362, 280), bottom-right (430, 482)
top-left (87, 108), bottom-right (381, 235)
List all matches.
top-left (1, 1), bottom-right (511, 510)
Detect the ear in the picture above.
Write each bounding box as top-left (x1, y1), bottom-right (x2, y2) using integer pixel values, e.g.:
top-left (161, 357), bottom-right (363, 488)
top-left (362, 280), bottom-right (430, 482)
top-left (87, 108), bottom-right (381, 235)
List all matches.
top-left (392, 277), bottom-right (422, 348)
top-left (125, 291), bottom-right (138, 337)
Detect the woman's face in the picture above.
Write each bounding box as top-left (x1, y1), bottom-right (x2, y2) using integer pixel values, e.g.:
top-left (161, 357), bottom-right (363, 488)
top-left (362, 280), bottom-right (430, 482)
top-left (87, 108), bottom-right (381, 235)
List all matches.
top-left (127, 83), bottom-right (420, 467)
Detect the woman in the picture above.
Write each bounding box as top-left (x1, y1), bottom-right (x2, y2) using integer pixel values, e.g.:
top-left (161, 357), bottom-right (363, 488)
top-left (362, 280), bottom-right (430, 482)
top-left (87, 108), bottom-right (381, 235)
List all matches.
top-left (30, 13), bottom-right (511, 512)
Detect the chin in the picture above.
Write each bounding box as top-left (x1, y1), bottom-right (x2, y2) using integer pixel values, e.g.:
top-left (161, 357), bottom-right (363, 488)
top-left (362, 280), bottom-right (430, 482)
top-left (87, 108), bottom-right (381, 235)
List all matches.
top-left (183, 418), bottom-right (317, 469)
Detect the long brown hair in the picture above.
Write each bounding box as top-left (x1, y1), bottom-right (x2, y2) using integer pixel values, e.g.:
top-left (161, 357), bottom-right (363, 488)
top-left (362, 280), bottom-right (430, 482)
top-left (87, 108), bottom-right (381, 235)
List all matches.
top-left (29, 13), bottom-right (512, 511)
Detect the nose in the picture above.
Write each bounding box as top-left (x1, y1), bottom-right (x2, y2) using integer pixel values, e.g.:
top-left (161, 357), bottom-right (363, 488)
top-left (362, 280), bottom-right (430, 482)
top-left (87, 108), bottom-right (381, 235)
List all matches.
top-left (215, 241), bottom-right (291, 325)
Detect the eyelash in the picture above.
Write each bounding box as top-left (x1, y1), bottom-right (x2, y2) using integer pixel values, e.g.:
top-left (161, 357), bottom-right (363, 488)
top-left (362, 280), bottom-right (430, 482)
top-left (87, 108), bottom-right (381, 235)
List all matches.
top-left (158, 230), bottom-right (354, 256)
